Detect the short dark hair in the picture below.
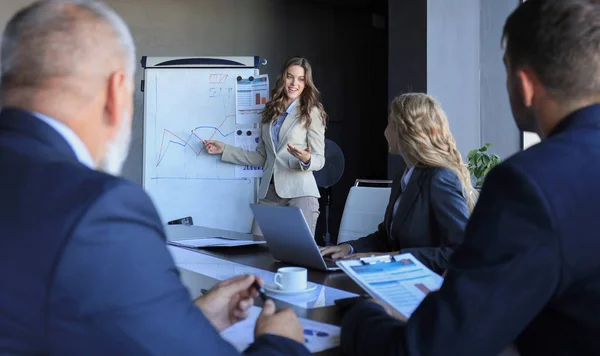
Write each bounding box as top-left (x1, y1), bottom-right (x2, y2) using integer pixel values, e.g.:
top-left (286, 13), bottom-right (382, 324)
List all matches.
top-left (503, 0), bottom-right (600, 101)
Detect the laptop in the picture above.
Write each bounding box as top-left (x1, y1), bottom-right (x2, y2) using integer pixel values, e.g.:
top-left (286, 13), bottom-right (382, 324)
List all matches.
top-left (250, 204), bottom-right (340, 271)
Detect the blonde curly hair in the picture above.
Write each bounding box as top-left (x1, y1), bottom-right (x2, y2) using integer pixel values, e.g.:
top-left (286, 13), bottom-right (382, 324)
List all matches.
top-left (389, 93), bottom-right (478, 211)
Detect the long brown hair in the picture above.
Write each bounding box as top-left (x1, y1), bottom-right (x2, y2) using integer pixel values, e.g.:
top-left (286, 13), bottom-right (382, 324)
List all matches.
top-left (390, 93), bottom-right (478, 211)
top-left (261, 57), bottom-right (327, 127)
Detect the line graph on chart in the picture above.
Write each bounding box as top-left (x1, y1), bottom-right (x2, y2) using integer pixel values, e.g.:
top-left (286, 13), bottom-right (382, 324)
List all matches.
top-left (155, 114), bottom-right (235, 167)
top-left (151, 113), bottom-right (250, 183)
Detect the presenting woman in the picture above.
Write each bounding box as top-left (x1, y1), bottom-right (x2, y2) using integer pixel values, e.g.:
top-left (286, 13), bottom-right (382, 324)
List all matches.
top-left (205, 57), bottom-right (327, 237)
top-left (321, 93), bottom-right (477, 273)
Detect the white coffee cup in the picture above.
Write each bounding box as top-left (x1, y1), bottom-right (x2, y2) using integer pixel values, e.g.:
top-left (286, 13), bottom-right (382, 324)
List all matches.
top-left (273, 267), bottom-right (307, 291)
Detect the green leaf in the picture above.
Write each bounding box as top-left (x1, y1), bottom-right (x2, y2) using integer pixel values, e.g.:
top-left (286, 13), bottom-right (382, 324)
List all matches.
top-left (468, 143), bottom-right (501, 184)
top-left (474, 167), bottom-right (484, 178)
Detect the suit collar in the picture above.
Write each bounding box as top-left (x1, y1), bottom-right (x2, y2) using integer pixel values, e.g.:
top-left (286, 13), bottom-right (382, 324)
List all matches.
top-left (548, 103), bottom-right (600, 138)
top-left (0, 107), bottom-right (78, 161)
top-left (386, 167), bottom-right (426, 235)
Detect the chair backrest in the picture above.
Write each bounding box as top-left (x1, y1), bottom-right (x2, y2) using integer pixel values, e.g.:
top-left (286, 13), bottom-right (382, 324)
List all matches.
top-left (337, 180), bottom-right (392, 244)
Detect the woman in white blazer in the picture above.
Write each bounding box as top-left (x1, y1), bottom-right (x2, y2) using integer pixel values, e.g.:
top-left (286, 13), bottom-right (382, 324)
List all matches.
top-left (205, 57), bottom-right (327, 236)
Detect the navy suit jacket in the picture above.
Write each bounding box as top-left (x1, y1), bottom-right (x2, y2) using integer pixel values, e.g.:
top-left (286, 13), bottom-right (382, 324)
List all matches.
top-left (0, 108), bottom-right (308, 355)
top-left (341, 104), bottom-right (600, 355)
top-left (349, 167), bottom-right (470, 273)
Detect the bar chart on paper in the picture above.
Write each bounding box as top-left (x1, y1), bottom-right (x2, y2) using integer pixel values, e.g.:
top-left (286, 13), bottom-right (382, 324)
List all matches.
top-left (221, 306), bottom-right (340, 353)
top-left (143, 66), bottom-right (258, 232)
top-left (235, 75), bottom-right (269, 124)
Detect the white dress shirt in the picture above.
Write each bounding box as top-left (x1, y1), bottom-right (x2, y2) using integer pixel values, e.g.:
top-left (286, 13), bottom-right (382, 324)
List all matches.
top-left (32, 111), bottom-right (95, 169)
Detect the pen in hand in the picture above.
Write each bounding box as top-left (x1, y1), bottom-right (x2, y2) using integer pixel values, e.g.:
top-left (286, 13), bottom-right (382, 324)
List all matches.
top-left (201, 279), bottom-right (267, 303)
top-left (252, 280), bottom-right (268, 303)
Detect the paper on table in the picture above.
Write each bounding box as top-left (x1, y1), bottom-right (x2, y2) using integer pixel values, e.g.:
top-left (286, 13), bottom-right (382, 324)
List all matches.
top-left (168, 245), bottom-right (357, 309)
top-left (336, 253), bottom-right (444, 318)
top-left (235, 74), bottom-right (269, 125)
top-left (234, 129), bottom-right (263, 178)
top-left (221, 306), bottom-right (340, 353)
top-left (168, 237), bottom-right (266, 248)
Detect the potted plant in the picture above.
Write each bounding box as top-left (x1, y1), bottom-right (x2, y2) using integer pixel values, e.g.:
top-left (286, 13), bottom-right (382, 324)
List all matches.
top-left (467, 143), bottom-right (501, 189)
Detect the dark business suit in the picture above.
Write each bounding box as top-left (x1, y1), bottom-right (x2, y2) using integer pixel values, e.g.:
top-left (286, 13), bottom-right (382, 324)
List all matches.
top-left (342, 104), bottom-right (600, 355)
top-left (0, 108), bottom-right (308, 356)
top-left (348, 167), bottom-right (470, 273)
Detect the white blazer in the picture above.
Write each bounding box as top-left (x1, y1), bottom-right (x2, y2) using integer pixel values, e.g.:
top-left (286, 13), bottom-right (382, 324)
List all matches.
top-left (221, 105), bottom-right (325, 199)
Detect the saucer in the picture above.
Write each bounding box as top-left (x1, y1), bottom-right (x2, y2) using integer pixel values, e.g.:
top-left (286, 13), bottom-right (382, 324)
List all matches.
top-left (264, 282), bottom-right (317, 295)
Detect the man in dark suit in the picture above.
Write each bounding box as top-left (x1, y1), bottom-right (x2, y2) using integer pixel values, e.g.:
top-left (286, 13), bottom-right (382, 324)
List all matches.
top-left (341, 0), bottom-right (600, 355)
top-left (0, 1), bottom-right (307, 355)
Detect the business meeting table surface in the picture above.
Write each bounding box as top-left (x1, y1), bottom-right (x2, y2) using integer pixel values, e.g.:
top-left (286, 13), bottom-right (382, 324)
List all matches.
top-left (165, 224), bottom-right (363, 356)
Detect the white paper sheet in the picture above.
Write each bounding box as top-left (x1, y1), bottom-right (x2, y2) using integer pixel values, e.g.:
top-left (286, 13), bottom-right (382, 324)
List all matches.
top-left (234, 128), bottom-right (263, 178)
top-left (336, 253), bottom-right (444, 318)
top-left (168, 246), bottom-right (357, 309)
top-left (168, 237), bottom-right (266, 248)
top-left (221, 306), bottom-right (340, 353)
top-left (235, 74), bottom-right (269, 125)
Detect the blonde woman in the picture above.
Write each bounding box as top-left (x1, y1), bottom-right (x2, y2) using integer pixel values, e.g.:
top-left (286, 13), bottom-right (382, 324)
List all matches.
top-left (205, 57), bottom-right (327, 236)
top-left (321, 93), bottom-right (476, 273)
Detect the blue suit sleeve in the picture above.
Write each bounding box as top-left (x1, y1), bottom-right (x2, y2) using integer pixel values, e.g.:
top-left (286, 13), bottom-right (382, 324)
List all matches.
top-left (47, 180), bottom-right (303, 356)
top-left (341, 163), bottom-right (560, 356)
top-left (348, 220), bottom-right (393, 253)
top-left (400, 168), bottom-right (470, 272)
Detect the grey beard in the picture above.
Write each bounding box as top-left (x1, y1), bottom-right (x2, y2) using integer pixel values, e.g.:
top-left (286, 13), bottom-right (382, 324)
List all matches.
top-left (97, 112), bottom-right (132, 176)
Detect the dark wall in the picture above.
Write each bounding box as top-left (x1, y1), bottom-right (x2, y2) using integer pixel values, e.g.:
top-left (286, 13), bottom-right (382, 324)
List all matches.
top-left (314, 5), bottom-right (389, 245)
top-left (386, 0), bottom-right (427, 178)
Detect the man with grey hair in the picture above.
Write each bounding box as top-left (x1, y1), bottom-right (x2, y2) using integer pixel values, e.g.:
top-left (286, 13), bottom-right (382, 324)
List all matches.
top-left (0, 1), bottom-right (308, 355)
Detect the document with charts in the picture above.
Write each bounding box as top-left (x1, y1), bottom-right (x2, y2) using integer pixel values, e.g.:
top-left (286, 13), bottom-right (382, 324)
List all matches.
top-left (336, 253), bottom-right (444, 318)
top-left (221, 306), bottom-right (340, 353)
top-left (234, 128), bottom-right (263, 178)
top-left (235, 74), bottom-right (269, 125)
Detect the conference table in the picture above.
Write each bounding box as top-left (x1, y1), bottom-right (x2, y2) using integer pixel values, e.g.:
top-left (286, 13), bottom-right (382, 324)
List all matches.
top-left (165, 224), bottom-right (362, 356)
top-left (165, 225), bottom-right (521, 356)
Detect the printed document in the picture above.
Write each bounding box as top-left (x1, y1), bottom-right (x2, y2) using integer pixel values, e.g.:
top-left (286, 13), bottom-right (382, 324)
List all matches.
top-left (336, 253), bottom-right (444, 318)
top-left (168, 237), bottom-right (265, 248)
top-left (221, 306), bottom-right (340, 353)
top-left (235, 74), bottom-right (269, 124)
top-left (168, 246), bottom-right (357, 309)
top-left (234, 128), bottom-right (263, 178)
